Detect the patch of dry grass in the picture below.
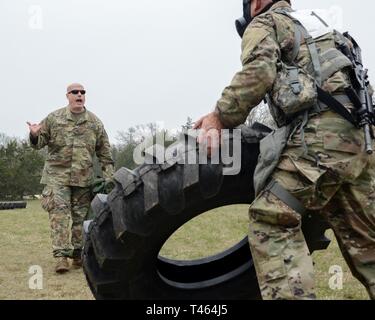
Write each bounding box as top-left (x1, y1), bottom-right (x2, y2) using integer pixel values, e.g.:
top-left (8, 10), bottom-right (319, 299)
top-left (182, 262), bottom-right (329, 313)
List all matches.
top-left (161, 206), bottom-right (369, 300)
top-left (313, 230), bottom-right (369, 300)
top-left (0, 201), bottom-right (369, 300)
top-left (160, 205), bottom-right (250, 260)
top-left (0, 200), bottom-right (93, 300)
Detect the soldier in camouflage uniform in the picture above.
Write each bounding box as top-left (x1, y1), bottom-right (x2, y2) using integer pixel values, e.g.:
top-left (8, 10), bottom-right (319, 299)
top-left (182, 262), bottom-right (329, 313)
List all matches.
top-left (195, 0), bottom-right (375, 299)
top-left (27, 83), bottom-right (114, 273)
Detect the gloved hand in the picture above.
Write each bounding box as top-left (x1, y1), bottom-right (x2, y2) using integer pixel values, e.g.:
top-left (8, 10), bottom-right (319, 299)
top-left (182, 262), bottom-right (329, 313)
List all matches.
top-left (91, 177), bottom-right (115, 195)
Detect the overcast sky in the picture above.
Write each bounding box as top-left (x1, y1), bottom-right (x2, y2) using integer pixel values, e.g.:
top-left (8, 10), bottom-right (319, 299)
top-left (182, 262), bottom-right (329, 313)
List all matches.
top-left (0, 0), bottom-right (374, 143)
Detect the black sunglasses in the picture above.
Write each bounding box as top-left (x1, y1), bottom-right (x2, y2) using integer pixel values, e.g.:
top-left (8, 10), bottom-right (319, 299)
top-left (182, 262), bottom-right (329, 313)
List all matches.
top-left (69, 90), bottom-right (86, 95)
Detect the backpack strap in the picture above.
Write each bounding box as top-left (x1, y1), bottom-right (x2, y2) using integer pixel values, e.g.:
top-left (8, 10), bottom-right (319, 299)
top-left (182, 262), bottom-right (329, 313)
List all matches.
top-left (274, 8), bottom-right (322, 86)
top-left (290, 22), bottom-right (302, 62)
top-left (297, 24), bottom-right (322, 86)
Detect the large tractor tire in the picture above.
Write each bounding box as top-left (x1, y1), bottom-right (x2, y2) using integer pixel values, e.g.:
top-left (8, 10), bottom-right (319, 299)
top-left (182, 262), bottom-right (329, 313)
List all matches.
top-left (0, 202), bottom-right (27, 210)
top-left (83, 125), bottom-right (331, 300)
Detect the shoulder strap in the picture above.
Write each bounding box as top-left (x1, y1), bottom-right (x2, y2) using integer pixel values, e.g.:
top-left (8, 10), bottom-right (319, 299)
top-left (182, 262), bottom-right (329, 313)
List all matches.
top-left (273, 8), bottom-right (301, 63)
top-left (291, 24), bottom-right (302, 62)
top-left (273, 8), bottom-right (322, 86)
top-left (296, 24), bottom-right (322, 86)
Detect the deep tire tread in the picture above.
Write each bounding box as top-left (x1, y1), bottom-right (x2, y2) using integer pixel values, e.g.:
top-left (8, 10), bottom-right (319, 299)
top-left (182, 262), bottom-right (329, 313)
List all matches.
top-left (83, 128), bottom-right (330, 300)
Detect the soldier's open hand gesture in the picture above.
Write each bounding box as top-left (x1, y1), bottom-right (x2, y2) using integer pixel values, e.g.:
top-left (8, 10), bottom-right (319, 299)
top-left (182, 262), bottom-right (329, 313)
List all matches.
top-left (27, 122), bottom-right (42, 137)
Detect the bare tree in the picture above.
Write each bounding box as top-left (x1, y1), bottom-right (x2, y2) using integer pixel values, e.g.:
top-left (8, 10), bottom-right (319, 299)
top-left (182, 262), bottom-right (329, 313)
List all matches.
top-left (117, 123), bottom-right (163, 145)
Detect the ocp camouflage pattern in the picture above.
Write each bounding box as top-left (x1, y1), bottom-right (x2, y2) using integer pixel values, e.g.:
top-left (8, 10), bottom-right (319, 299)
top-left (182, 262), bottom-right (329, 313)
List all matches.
top-left (250, 110), bottom-right (375, 299)
top-left (30, 106), bottom-right (114, 187)
top-left (41, 185), bottom-right (91, 258)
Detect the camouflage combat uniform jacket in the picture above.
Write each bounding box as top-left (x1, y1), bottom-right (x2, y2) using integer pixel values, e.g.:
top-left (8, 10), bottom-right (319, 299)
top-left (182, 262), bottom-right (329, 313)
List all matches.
top-left (30, 106), bottom-right (114, 187)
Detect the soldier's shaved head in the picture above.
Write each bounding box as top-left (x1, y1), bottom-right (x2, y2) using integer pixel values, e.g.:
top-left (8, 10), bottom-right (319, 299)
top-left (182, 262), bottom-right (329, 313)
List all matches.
top-left (66, 83), bottom-right (86, 113)
top-left (67, 83), bottom-right (85, 93)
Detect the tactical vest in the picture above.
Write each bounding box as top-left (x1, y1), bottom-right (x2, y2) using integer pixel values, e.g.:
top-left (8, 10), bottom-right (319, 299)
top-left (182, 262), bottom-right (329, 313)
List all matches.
top-left (254, 7), bottom-right (374, 207)
top-left (266, 8), bottom-right (353, 127)
top-left (253, 8), bottom-right (358, 195)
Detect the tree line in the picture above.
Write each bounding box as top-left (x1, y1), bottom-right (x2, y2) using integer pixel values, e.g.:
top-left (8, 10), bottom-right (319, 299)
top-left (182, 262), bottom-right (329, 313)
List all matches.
top-left (0, 133), bottom-right (46, 200)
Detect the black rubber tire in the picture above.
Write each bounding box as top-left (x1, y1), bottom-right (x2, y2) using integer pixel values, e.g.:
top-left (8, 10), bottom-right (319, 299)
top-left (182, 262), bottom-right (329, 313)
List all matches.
top-left (83, 126), bottom-right (331, 300)
top-left (0, 202), bottom-right (27, 211)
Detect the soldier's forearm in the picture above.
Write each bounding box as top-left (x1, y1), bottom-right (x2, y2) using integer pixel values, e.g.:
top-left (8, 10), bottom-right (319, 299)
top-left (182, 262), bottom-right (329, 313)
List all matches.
top-left (215, 79), bottom-right (264, 128)
top-left (31, 134), bottom-right (49, 150)
top-left (30, 119), bottom-right (49, 149)
top-left (215, 103), bottom-right (248, 129)
top-left (29, 133), bottom-right (47, 150)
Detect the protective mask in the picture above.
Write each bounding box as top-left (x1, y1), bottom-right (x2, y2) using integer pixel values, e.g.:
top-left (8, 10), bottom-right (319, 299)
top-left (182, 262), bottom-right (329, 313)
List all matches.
top-left (235, 0), bottom-right (278, 38)
top-left (235, 0), bottom-right (252, 38)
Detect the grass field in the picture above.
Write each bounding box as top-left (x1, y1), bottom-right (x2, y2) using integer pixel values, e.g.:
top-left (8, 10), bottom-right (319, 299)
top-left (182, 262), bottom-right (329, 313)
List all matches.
top-left (0, 200), bottom-right (369, 300)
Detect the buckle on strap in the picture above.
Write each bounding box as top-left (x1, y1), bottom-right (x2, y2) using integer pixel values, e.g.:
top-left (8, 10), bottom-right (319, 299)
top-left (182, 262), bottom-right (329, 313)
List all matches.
top-left (287, 66), bottom-right (302, 94)
top-left (265, 179), bottom-right (307, 216)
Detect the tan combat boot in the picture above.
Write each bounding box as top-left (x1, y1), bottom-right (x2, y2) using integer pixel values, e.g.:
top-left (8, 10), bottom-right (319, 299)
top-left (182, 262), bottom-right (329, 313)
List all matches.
top-left (55, 257), bottom-right (70, 274)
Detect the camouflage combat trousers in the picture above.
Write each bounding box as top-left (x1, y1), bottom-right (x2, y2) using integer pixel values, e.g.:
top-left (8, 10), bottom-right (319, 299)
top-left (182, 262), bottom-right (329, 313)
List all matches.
top-left (249, 111), bottom-right (375, 300)
top-left (41, 185), bottom-right (91, 258)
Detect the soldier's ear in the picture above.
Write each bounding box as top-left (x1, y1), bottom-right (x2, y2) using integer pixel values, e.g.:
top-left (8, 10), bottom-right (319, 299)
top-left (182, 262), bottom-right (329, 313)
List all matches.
top-left (254, 0), bottom-right (267, 13)
top-left (253, 0), bottom-right (261, 11)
